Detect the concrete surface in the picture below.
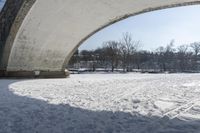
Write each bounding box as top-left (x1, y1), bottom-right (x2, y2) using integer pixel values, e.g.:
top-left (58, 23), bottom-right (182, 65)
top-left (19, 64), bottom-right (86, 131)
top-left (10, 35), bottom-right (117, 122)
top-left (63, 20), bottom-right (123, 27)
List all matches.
top-left (0, 0), bottom-right (200, 78)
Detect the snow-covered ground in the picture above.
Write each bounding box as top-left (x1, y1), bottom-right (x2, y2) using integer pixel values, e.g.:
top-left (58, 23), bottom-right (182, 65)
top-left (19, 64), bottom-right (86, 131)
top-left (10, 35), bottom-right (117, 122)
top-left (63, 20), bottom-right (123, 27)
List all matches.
top-left (1, 73), bottom-right (200, 133)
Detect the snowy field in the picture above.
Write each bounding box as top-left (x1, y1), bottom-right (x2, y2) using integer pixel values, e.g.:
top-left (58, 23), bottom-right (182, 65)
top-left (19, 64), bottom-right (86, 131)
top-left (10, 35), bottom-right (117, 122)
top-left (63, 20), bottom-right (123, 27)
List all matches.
top-left (1, 73), bottom-right (200, 133)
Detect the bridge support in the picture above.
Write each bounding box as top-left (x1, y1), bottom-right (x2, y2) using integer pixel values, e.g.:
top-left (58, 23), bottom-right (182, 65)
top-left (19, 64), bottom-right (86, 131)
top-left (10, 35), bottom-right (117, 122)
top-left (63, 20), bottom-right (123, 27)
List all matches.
top-left (0, 70), bottom-right (69, 78)
top-left (1, 0), bottom-right (200, 78)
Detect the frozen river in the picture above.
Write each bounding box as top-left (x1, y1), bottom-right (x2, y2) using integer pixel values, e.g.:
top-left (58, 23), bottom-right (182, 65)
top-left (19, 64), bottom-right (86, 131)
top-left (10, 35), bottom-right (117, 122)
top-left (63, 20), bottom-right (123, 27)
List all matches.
top-left (1, 73), bottom-right (200, 133)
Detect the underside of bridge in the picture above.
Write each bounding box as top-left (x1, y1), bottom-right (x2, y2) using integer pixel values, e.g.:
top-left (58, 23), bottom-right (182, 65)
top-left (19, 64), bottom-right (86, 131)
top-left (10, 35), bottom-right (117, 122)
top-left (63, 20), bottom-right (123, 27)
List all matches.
top-left (0, 0), bottom-right (200, 78)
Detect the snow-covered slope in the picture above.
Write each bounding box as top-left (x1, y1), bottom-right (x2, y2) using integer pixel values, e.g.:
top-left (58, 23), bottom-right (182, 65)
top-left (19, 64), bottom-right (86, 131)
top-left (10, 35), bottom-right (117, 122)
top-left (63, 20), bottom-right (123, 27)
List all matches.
top-left (1, 73), bottom-right (200, 133)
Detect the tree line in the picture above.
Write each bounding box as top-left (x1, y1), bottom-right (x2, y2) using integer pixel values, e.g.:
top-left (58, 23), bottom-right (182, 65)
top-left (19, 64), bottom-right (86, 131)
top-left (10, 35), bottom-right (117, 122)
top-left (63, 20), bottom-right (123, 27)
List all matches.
top-left (68, 33), bottom-right (200, 73)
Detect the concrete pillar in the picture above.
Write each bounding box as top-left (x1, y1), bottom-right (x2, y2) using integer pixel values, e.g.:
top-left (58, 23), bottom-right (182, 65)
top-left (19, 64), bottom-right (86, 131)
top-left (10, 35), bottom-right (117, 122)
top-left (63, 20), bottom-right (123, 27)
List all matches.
top-left (0, 0), bottom-right (200, 78)
top-left (0, 70), bottom-right (69, 78)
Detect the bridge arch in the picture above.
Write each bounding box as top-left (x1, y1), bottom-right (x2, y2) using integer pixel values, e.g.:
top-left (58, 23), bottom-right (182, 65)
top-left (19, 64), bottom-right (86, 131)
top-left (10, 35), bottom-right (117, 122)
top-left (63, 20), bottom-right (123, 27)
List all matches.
top-left (0, 0), bottom-right (200, 78)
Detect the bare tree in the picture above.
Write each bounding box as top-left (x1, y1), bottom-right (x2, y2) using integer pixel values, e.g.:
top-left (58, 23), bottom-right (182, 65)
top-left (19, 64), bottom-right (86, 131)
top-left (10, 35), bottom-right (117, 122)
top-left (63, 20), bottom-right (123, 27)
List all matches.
top-left (103, 41), bottom-right (120, 72)
top-left (119, 41), bottom-right (127, 72)
top-left (155, 40), bottom-right (175, 71)
top-left (164, 40), bottom-right (176, 71)
top-left (190, 42), bottom-right (200, 70)
top-left (177, 44), bottom-right (189, 71)
top-left (119, 32), bottom-right (140, 72)
top-left (191, 42), bottom-right (200, 56)
top-left (68, 37), bottom-right (200, 73)
top-left (156, 46), bottom-right (166, 71)
top-left (178, 45), bottom-right (188, 53)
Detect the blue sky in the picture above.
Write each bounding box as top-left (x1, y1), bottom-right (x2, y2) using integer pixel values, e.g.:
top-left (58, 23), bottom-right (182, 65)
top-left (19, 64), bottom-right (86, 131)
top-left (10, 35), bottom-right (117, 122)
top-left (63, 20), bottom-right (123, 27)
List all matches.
top-left (80, 5), bottom-right (200, 51)
top-left (0, 0), bottom-right (5, 10)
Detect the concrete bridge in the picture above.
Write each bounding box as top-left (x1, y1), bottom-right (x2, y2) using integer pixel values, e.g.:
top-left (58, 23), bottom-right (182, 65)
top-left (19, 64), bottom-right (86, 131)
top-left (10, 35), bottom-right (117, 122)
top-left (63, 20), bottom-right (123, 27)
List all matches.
top-left (0, 0), bottom-right (200, 78)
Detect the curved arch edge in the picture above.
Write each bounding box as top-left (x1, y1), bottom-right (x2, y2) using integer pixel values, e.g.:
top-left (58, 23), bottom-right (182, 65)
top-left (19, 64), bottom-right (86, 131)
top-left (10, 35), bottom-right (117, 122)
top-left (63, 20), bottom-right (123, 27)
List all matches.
top-left (0, 0), bottom-right (36, 70)
top-left (62, 1), bottom-right (200, 69)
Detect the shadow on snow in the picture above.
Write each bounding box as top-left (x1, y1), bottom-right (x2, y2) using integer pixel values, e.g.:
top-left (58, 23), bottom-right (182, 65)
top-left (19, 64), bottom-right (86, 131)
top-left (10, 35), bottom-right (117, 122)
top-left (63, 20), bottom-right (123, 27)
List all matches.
top-left (0, 79), bottom-right (200, 133)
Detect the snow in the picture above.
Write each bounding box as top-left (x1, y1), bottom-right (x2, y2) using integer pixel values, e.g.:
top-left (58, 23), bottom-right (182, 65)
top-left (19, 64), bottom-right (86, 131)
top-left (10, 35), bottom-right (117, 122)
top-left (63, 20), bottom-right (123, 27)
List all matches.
top-left (154, 100), bottom-right (175, 111)
top-left (1, 73), bottom-right (200, 132)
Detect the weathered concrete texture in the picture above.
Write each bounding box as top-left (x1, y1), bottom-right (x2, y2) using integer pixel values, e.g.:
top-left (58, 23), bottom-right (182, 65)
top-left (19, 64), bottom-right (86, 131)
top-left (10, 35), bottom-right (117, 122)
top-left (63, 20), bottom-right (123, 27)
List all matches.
top-left (0, 0), bottom-right (200, 78)
top-left (0, 0), bottom-right (36, 70)
top-left (0, 0), bottom-right (25, 69)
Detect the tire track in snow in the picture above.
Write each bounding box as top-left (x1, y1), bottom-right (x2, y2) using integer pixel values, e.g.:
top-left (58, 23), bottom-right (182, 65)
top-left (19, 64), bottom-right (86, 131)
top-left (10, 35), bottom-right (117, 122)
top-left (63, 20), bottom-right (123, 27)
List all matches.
top-left (137, 98), bottom-right (199, 133)
top-left (164, 99), bottom-right (199, 119)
